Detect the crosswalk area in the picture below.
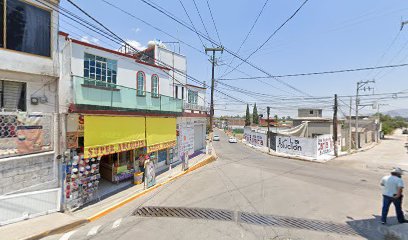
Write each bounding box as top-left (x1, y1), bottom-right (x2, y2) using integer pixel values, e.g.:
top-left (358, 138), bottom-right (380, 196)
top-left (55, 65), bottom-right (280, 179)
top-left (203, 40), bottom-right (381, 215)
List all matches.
top-left (41, 217), bottom-right (133, 240)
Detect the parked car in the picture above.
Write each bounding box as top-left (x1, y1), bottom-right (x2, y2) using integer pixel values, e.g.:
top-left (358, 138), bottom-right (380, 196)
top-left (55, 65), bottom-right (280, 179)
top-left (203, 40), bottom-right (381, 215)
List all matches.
top-left (228, 137), bottom-right (238, 143)
top-left (403, 129), bottom-right (408, 134)
top-left (213, 135), bottom-right (220, 141)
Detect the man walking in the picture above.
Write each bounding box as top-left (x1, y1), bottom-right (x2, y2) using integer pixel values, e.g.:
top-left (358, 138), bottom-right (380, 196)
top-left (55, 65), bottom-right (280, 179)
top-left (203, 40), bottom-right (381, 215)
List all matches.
top-left (380, 167), bottom-right (408, 224)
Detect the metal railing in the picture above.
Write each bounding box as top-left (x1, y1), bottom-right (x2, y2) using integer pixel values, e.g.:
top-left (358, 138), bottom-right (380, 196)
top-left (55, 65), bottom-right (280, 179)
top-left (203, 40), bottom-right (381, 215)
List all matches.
top-left (183, 101), bottom-right (209, 112)
top-left (73, 76), bottom-right (183, 113)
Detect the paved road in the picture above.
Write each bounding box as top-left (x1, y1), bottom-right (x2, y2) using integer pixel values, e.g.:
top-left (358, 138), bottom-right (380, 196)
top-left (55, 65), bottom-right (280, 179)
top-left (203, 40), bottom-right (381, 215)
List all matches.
top-left (43, 129), bottom-right (408, 240)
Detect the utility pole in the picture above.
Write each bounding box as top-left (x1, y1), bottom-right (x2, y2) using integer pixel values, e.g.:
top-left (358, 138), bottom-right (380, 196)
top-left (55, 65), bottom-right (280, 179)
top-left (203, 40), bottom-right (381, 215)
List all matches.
top-left (355, 80), bottom-right (375, 149)
top-left (205, 46), bottom-right (224, 135)
top-left (333, 94), bottom-right (338, 157)
top-left (267, 107), bottom-right (270, 153)
top-left (348, 97), bottom-right (352, 152)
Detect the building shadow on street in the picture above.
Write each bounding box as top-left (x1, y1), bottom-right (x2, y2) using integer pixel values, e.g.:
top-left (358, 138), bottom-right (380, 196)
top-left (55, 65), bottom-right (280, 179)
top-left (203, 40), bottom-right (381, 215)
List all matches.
top-left (346, 215), bottom-right (408, 240)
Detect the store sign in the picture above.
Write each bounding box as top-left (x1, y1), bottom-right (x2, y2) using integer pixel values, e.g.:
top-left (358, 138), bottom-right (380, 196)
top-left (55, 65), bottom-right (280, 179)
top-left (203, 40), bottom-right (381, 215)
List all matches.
top-left (147, 140), bottom-right (176, 153)
top-left (85, 139), bottom-right (145, 158)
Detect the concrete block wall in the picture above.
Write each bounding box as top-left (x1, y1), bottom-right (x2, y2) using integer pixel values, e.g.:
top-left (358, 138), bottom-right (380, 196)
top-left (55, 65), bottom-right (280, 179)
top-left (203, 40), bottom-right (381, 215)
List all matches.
top-left (0, 152), bottom-right (57, 195)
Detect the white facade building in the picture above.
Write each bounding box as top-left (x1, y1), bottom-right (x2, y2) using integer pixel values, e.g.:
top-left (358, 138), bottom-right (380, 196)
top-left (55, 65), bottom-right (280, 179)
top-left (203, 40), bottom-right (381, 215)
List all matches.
top-left (137, 43), bottom-right (209, 159)
top-left (0, 0), bottom-right (61, 225)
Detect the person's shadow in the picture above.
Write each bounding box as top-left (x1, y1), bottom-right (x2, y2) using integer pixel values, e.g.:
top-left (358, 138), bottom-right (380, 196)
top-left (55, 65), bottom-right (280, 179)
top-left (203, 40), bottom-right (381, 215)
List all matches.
top-left (346, 215), bottom-right (408, 240)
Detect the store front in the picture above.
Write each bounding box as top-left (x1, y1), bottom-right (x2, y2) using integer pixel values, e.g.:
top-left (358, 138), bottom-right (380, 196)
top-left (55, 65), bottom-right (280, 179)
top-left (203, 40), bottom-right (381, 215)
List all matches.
top-left (146, 117), bottom-right (177, 173)
top-left (64, 115), bottom-right (147, 210)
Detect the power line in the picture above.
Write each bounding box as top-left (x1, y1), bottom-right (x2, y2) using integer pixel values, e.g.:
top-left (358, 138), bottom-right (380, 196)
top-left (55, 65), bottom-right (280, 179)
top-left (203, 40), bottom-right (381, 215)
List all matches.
top-left (191, 0), bottom-right (213, 45)
top-left (206, 0), bottom-right (222, 45)
top-left (218, 63), bottom-right (408, 80)
top-left (138, 0), bottom-right (312, 97)
top-left (178, 0), bottom-right (206, 48)
top-left (219, 0), bottom-right (269, 77)
top-left (222, 0), bottom-right (310, 77)
top-left (44, 0), bottom-right (243, 106)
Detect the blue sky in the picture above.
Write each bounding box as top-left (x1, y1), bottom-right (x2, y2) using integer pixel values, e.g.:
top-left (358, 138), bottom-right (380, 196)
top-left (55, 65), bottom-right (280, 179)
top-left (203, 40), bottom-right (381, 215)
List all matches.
top-left (60, 0), bottom-right (408, 117)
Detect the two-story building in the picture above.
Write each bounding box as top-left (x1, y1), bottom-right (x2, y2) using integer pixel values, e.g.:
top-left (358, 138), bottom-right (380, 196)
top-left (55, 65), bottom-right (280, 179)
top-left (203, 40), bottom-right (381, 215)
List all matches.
top-left (0, 0), bottom-right (61, 225)
top-left (137, 43), bottom-right (208, 162)
top-left (58, 33), bottom-right (183, 209)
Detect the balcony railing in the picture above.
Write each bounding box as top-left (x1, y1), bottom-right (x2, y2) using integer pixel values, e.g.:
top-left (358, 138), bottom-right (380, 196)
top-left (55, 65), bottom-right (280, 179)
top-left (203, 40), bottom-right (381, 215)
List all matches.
top-left (183, 101), bottom-right (209, 112)
top-left (73, 76), bottom-right (183, 113)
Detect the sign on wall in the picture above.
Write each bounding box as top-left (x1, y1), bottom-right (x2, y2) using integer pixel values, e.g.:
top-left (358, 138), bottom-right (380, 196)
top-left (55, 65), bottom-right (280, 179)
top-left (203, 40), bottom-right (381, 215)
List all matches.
top-left (243, 128), bottom-right (267, 147)
top-left (276, 135), bottom-right (316, 158)
top-left (316, 135), bottom-right (334, 156)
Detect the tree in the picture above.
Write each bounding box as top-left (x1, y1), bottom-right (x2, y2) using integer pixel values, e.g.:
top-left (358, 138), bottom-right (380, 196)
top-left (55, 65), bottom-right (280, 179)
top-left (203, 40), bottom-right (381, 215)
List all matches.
top-left (253, 103), bottom-right (259, 124)
top-left (245, 104), bottom-right (251, 126)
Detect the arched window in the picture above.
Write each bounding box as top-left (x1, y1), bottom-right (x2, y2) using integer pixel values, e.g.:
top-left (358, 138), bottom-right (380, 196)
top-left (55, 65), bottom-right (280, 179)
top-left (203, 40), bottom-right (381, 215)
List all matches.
top-left (151, 74), bottom-right (159, 97)
top-left (136, 71), bottom-right (145, 96)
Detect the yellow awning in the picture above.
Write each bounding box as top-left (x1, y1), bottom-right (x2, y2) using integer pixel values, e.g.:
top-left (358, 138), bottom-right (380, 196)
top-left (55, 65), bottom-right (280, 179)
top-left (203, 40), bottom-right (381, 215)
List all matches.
top-left (84, 115), bottom-right (146, 158)
top-left (146, 117), bottom-right (176, 153)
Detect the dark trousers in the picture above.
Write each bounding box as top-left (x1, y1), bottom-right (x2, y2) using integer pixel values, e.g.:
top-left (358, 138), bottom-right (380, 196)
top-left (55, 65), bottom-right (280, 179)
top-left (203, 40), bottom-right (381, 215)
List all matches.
top-left (381, 195), bottom-right (405, 223)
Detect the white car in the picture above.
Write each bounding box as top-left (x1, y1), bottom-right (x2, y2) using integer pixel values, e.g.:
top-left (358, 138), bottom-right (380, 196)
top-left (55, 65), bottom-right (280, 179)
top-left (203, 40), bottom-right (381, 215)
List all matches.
top-left (213, 135), bottom-right (220, 141)
top-left (228, 137), bottom-right (238, 143)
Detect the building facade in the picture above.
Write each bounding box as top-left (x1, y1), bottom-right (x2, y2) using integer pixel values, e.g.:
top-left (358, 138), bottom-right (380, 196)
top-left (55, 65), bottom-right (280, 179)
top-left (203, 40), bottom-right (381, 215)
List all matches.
top-left (0, 0), bottom-right (61, 225)
top-left (138, 43), bottom-right (209, 161)
top-left (58, 33), bottom-right (182, 210)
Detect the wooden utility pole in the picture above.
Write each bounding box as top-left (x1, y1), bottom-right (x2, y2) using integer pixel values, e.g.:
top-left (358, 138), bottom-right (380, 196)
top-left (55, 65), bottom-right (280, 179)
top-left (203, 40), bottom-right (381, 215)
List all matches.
top-left (205, 47), bottom-right (224, 135)
top-left (333, 94), bottom-right (338, 157)
top-left (267, 106), bottom-right (270, 153)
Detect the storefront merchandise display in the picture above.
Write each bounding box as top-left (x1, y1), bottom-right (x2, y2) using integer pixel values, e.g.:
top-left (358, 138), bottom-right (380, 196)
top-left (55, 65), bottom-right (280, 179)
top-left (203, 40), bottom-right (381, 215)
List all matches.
top-left (64, 151), bottom-right (101, 209)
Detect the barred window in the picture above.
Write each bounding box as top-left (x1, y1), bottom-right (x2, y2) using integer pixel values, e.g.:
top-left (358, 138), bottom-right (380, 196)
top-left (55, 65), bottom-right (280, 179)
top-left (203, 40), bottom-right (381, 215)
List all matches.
top-left (84, 53), bottom-right (117, 87)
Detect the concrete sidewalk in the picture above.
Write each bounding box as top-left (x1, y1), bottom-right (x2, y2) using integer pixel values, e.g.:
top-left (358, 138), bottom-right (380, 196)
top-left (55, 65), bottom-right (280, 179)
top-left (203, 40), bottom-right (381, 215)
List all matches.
top-left (0, 152), bottom-right (216, 240)
top-left (329, 129), bottom-right (408, 174)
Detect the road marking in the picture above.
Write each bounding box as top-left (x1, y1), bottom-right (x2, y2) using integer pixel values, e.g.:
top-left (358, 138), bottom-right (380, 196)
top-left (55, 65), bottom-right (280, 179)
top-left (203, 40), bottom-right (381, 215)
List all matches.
top-left (87, 225), bottom-right (101, 236)
top-left (59, 230), bottom-right (77, 240)
top-left (112, 218), bottom-right (122, 229)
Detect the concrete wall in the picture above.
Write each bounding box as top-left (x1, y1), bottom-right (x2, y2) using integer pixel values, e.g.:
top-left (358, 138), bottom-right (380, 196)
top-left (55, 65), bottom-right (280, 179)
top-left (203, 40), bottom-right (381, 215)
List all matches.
top-left (298, 109), bottom-right (322, 118)
top-left (0, 0), bottom-right (59, 78)
top-left (0, 152), bottom-right (57, 195)
top-left (155, 46), bottom-right (187, 86)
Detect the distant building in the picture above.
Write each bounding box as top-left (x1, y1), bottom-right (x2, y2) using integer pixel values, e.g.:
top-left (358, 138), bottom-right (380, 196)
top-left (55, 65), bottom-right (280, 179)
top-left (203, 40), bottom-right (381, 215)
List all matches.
top-left (292, 108), bottom-right (337, 138)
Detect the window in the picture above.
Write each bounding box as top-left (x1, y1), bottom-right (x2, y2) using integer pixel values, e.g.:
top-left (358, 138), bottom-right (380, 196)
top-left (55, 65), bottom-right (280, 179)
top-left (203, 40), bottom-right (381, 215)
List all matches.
top-left (188, 90), bottom-right (198, 104)
top-left (136, 71), bottom-right (145, 96)
top-left (4, 0), bottom-right (51, 57)
top-left (151, 74), bottom-right (159, 97)
top-left (310, 110), bottom-right (314, 115)
top-left (84, 53), bottom-right (117, 87)
top-left (175, 86), bottom-right (178, 99)
top-left (0, 80), bottom-right (26, 111)
top-left (181, 87), bottom-right (184, 99)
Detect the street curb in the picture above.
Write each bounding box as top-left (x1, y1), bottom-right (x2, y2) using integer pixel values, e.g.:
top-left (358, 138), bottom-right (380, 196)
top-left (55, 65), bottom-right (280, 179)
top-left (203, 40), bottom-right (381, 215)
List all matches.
top-left (87, 154), bottom-right (217, 222)
top-left (23, 219), bottom-right (89, 240)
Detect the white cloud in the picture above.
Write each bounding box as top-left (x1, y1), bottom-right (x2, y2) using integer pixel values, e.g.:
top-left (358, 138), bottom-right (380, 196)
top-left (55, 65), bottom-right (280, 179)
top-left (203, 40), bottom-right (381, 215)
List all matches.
top-left (132, 27), bottom-right (141, 33)
top-left (80, 36), bottom-right (100, 44)
top-left (80, 36), bottom-right (90, 43)
top-left (125, 39), bottom-right (147, 51)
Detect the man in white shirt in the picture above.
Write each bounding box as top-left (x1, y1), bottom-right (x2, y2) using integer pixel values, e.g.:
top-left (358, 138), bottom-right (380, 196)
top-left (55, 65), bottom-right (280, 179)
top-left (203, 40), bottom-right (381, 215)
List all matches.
top-left (380, 167), bottom-right (407, 224)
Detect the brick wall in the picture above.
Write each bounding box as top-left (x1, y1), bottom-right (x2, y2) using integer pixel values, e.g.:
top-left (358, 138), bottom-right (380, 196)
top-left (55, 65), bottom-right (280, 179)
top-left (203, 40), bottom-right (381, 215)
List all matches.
top-left (0, 152), bottom-right (57, 195)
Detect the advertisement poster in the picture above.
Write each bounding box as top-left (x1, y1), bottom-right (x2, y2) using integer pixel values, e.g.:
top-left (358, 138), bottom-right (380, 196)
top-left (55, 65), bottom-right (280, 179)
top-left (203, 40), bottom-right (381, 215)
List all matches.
top-left (144, 160), bottom-right (156, 189)
top-left (316, 135), bottom-right (334, 156)
top-left (182, 127), bottom-right (194, 156)
top-left (66, 132), bottom-right (78, 149)
top-left (16, 126), bottom-right (44, 154)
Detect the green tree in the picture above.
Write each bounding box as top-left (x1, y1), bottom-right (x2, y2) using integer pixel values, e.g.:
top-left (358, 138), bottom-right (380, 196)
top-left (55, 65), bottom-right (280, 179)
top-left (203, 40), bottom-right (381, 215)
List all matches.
top-left (253, 103), bottom-right (259, 124)
top-left (245, 104), bottom-right (251, 126)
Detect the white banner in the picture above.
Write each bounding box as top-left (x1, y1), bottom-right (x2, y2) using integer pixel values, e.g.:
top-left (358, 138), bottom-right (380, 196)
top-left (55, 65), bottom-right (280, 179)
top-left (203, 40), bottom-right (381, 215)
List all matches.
top-left (276, 135), bottom-right (316, 158)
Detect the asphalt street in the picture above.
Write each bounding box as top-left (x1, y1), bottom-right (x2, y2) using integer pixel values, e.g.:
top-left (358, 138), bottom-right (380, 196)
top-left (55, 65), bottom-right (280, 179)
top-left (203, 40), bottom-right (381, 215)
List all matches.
top-left (43, 129), bottom-right (408, 240)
